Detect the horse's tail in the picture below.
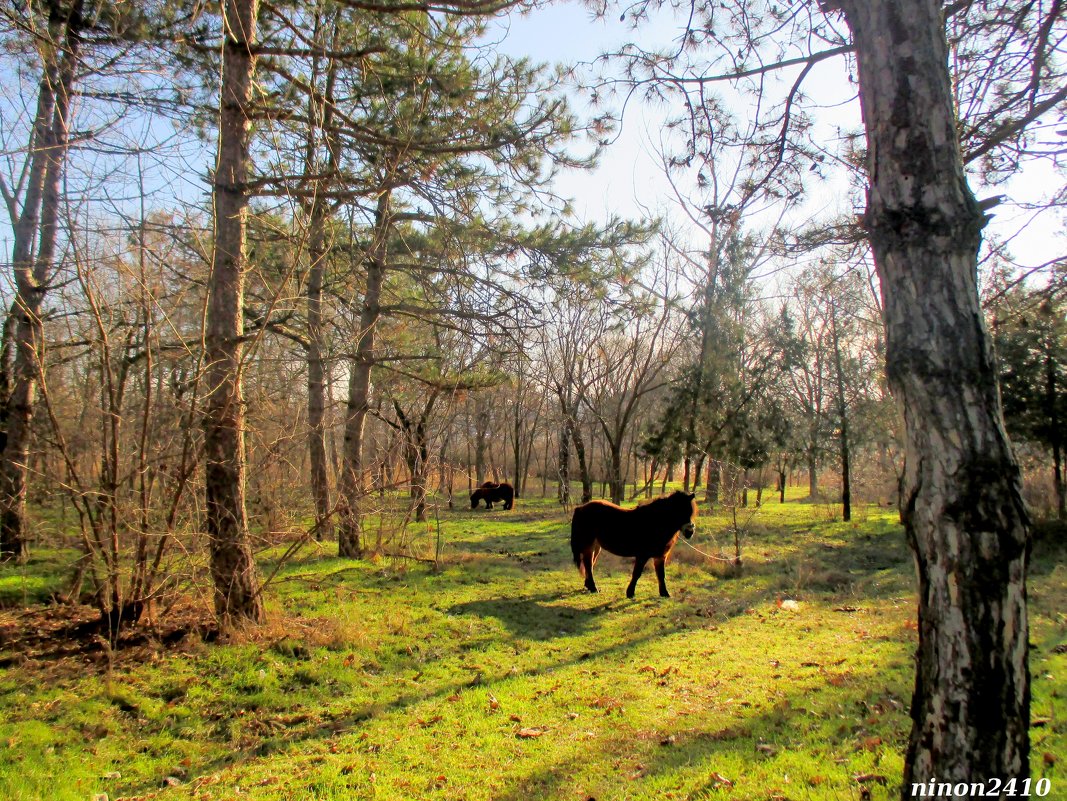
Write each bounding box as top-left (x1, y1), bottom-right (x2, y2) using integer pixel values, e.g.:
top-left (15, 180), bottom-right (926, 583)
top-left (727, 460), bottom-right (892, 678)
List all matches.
top-left (570, 505), bottom-right (592, 576)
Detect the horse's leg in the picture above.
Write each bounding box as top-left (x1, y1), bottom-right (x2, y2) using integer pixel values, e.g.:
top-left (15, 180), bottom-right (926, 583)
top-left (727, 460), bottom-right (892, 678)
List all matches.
top-left (626, 557), bottom-right (649, 599)
top-left (591, 544), bottom-right (601, 568)
top-left (582, 548), bottom-right (598, 593)
top-left (653, 556), bottom-right (670, 598)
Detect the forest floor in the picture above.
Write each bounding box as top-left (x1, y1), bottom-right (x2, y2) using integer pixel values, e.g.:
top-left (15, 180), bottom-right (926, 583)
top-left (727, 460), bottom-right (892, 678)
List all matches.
top-left (0, 490), bottom-right (1064, 801)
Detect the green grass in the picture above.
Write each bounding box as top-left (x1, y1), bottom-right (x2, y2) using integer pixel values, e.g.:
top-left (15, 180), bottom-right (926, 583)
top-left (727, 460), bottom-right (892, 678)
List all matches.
top-left (0, 489), bottom-right (1063, 801)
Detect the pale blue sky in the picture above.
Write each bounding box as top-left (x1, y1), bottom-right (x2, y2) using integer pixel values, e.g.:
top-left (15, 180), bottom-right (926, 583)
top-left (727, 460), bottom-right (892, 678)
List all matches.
top-left (486, 1), bottom-right (1064, 277)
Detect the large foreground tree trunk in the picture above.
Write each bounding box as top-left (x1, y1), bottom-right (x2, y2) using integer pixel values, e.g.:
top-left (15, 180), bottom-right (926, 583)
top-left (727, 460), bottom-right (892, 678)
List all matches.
top-left (837, 0), bottom-right (1029, 790)
top-left (204, 0), bottom-right (264, 625)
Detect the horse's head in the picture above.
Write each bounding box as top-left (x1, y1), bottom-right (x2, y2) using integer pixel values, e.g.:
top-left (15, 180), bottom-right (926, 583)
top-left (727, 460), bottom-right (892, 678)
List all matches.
top-left (470, 492), bottom-right (479, 509)
top-left (673, 490), bottom-right (698, 539)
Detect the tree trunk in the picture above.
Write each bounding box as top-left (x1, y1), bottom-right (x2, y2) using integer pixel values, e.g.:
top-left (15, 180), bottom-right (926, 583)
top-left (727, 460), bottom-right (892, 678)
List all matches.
top-left (1053, 441), bottom-right (1065, 520)
top-left (830, 303), bottom-right (852, 522)
top-left (0, 3), bottom-right (79, 562)
top-left (1046, 339), bottom-right (1065, 519)
top-left (608, 442), bottom-right (624, 504)
top-left (303, 29), bottom-right (339, 544)
top-left (807, 451), bottom-right (818, 500)
top-left (338, 190), bottom-right (391, 557)
top-left (204, 0), bottom-right (264, 625)
top-left (512, 395), bottom-right (522, 498)
top-left (571, 420), bottom-right (593, 503)
top-left (705, 459), bottom-right (719, 506)
top-left (474, 395), bottom-right (488, 484)
top-left (838, 0), bottom-right (1030, 789)
top-left (410, 435), bottom-right (428, 522)
top-left (557, 414), bottom-right (571, 505)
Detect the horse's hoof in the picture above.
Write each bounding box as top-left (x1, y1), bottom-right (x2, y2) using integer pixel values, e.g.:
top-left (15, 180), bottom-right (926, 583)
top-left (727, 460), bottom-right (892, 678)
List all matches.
top-left (626, 590), bottom-right (635, 599)
top-left (586, 586), bottom-right (598, 594)
top-left (660, 591), bottom-right (671, 598)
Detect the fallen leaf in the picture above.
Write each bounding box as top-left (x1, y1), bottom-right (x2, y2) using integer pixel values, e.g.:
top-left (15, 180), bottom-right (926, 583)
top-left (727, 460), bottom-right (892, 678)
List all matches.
top-left (418, 715), bottom-right (443, 728)
top-left (1044, 752), bottom-right (1057, 766)
top-left (660, 735), bottom-right (676, 746)
top-left (709, 772), bottom-right (733, 788)
top-left (755, 743), bottom-right (777, 756)
top-left (509, 714), bottom-right (522, 722)
top-left (517, 727), bottom-right (546, 738)
top-left (859, 736), bottom-right (882, 751)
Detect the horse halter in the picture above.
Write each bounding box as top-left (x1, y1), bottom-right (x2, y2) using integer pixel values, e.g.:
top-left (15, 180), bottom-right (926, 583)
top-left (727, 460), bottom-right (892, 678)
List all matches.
top-left (681, 522), bottom-right (695, 539)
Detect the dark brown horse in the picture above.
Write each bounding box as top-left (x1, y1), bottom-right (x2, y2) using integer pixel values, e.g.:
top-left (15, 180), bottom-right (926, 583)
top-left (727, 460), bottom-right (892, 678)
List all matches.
top-left (470, 481), bottom-right (514, 510)
top-left (570, 490), bottom-right (697, 598)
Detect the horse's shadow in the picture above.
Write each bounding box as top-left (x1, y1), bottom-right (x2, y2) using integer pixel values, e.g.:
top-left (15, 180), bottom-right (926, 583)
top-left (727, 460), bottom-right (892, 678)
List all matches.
top-left (448, 592), bottom-right (613, 640)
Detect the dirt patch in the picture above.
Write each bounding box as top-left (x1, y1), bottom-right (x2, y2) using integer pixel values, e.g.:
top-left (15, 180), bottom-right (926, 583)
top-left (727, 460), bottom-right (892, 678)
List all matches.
top-left (0, 599), bottom-right (217, 677)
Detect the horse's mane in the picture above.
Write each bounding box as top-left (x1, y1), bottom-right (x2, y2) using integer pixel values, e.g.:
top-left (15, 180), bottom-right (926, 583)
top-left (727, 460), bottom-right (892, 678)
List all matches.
top-left (583, 491), bottom-right (692, 516)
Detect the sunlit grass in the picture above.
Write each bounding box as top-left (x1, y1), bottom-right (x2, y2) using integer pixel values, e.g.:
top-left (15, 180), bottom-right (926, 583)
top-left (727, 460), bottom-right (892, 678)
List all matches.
top-left (0, 487), bottom-right (1063, 801)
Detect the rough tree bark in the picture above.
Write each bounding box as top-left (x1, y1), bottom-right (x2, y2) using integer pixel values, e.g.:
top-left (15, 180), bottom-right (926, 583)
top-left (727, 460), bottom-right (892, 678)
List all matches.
top-left (0, 1), bottom-right (80, 562)
top-left (836, 0), bottom-right (1030, 789)
top-left (204, 0), bottom-right (265, 625)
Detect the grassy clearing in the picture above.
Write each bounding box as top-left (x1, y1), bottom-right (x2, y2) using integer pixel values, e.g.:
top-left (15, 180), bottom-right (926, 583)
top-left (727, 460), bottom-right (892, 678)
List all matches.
top-left (0, 490), bottom-right (1063, 801)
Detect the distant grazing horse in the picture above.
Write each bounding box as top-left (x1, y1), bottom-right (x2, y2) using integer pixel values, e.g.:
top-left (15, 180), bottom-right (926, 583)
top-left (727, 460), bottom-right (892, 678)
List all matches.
top-left (470, 481), bottom-right (514, 510)
top-left (570, 491), bottom-right (697, 598)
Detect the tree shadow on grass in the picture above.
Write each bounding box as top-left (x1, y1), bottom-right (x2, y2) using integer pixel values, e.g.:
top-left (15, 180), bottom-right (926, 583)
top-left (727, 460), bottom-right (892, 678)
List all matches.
top-left (448, 592), bottom-right (615, 640)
